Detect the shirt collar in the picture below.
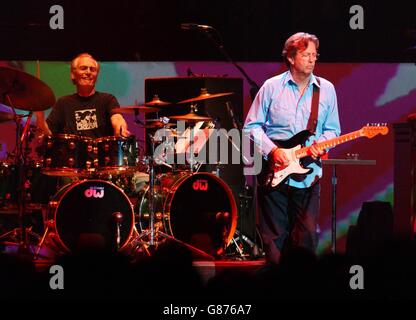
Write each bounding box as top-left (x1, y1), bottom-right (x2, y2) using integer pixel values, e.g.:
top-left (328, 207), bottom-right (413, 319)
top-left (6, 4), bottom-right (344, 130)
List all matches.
top-left (283, 71), bottom-right (320, 88)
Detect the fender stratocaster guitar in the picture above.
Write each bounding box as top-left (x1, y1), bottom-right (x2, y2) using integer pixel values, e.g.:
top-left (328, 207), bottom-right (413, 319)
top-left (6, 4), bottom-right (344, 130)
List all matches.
top-left (260, 124), bottom-right (388, 188)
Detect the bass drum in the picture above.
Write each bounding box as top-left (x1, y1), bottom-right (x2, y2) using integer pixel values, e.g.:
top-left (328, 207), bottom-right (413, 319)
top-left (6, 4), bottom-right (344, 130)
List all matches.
top-left (48, 180), bottom-right (134, 253)
top-left (136, 172), bottom-right (238, 256)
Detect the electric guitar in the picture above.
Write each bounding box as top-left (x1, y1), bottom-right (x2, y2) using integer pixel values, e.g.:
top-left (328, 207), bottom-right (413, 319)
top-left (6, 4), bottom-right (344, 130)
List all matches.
top-left (259, 124), bottom-right (389, 188)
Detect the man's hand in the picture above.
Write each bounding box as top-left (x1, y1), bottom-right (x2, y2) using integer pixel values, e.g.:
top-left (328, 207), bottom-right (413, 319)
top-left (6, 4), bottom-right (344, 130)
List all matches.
top-left (308, 142), bottom-right (326, 160)
top-left (268, 147), bottom-right (289, 170)
top-left (111, 114), bottom-right (131, 137)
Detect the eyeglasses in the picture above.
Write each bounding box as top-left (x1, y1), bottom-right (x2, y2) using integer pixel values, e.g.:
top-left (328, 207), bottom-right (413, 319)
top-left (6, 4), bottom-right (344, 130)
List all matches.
top-left (78, 66), bottom-right (98, 72)
top-left (299, 52), bottom-right (320, 60)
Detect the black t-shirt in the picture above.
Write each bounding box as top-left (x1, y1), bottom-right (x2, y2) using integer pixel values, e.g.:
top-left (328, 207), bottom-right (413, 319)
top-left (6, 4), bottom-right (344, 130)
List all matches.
top-left (46, 92), bottom-right (119, 138)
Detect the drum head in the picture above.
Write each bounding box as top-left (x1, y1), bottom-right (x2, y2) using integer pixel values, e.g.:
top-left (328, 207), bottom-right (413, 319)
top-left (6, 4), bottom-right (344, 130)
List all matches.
top-left (162, 173), bottom-right (237, 256)
top-left (52, 180), bottom-right (134, 252)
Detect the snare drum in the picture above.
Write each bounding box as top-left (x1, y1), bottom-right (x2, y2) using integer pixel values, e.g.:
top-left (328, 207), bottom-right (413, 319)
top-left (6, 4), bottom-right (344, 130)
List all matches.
top-left (95, 136), bottom-right (138, 175)
top-left (42, 134), bottom-right (93, 177)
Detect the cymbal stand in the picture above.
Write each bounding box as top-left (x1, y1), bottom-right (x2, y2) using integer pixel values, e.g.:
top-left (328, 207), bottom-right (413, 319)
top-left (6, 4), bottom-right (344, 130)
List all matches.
top-left (129, 132), bottom-right (214, 260)
top-left (189, 119), bottom-right (195, 173)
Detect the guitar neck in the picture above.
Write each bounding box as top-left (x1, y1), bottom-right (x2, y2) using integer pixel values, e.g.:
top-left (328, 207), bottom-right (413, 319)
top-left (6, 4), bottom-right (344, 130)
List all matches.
top-left (295, 130), bottom-right (362, 159)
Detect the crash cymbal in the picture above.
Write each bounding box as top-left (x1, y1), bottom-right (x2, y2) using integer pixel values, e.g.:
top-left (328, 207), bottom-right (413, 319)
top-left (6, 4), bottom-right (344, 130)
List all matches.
top-left (144, 94), bottom-right (171, 106)
top-left (178, 88), bottom-right (234, 104)
top-left (0, 66), bottom-right (56, 111)
top-left (0, 110), bottom-right (14, 123)
top-left (170, 112), bottom-right (212, 122)
top-left (113, 105), bottom-right (161, 114)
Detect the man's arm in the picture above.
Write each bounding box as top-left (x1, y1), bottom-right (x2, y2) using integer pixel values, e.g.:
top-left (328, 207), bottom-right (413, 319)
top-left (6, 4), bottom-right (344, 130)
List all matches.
top-left (243, 84), bottom-right (277, 158)
top-left (35, 111), bottom-right (52, 135)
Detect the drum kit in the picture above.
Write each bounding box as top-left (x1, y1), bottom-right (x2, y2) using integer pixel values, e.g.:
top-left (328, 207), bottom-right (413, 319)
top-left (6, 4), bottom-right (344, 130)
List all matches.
top-left (0, 65), bottom-right (239, 260)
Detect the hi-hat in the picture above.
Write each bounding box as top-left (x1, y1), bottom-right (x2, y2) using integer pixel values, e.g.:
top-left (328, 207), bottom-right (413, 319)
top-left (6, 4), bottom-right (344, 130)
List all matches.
top-left (144, 94), bottom-right (171, 106)
top-left (0, 110), bottom-right (14, 123)
top-left (113, 105), bottom-right (161, 114)
top-left (0, 66), bottom-right (56, 111)
top-left (142, 119), bottom-right (175, 129)
top-left (178, 88), bottom-right (233, 104)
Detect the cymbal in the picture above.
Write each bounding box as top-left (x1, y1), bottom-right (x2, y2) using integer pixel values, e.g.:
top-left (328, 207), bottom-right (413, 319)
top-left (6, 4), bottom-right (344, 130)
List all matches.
top-left (0, 66), bottom-right (56, 111)
top-left (113, 106), bottom-right (161, 114)
top-left (178, 88), bottom-right (234, 104)
top-left (170, 112), bottom-right (212, 122)
top-left (0, 110), bottom-right (14, 123)
top-left (144, 95), bottom-right (171, 106)
top-left (142, 119), bottom-right (175, 129)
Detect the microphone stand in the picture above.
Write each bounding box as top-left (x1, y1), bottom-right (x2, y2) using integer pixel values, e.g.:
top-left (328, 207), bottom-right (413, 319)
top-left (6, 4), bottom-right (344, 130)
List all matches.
top-left (198, 27), bottom-right (260, 100)
top-left (196, 26), bottom-right (262, 258)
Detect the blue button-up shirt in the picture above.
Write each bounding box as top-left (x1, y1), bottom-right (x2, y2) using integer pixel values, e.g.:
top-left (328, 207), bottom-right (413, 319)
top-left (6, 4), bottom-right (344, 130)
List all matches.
top-left (244, 71), bottom-right (341, 188)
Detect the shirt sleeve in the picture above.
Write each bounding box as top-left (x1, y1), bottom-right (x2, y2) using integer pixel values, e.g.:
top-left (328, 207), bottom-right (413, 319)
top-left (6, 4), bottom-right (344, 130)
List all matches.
top-left (107, 94), bottom-right (121, 116)
top-left (317, 82), bottom-right (341, 143)
top-left (46, 99), bottom-right (63, 134)
top-left (243, 83), bottom-right (277, 157)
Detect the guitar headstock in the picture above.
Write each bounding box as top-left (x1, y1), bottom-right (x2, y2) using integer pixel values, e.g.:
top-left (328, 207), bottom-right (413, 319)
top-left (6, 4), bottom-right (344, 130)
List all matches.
top-left (360, 123), bottom-right (389, 138)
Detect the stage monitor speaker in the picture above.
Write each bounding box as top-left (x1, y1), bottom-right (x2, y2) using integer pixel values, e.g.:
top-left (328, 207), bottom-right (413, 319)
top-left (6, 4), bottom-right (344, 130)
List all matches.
top-left (145, 77), bottom-right (255, 240)
top-left (346, 201), bottom-right (393, 258)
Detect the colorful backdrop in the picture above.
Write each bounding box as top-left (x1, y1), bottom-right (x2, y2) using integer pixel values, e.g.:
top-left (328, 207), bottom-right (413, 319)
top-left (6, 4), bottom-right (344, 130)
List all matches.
top-left (1, 60), bottom-right (411, 253)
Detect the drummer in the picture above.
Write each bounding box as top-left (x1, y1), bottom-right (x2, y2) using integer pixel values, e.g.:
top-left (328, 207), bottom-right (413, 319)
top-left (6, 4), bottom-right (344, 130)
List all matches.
top-left (36, 53), bottom-right (130, 138)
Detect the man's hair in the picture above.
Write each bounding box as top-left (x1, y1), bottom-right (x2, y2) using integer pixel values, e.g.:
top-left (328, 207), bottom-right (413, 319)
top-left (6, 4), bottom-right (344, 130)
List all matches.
top-left (70, 53), bottom-right (100, 85)
top-left (282, 32), bottom-right (319, 67)
top-left (70, 53), bottom-right (100, 72)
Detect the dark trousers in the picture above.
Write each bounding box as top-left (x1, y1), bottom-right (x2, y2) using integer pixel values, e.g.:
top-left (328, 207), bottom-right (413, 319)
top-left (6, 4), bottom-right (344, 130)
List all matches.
top-left (258, 182), bottom-right (320, 264)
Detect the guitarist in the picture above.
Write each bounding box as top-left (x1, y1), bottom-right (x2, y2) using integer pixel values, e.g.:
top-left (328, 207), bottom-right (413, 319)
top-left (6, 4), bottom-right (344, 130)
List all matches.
top-left (244, 32), bottom-right (341, 264)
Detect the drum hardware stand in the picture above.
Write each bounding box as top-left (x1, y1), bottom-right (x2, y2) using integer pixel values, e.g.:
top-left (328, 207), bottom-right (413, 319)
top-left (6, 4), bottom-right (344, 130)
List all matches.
top-left (129, 131), bottom-right (215, 260)
top-left (222, 182), bottom-right (263, 260)
top-left (113, 212), bottom-right (123, 250)
top-left (34, 221), bottom-right (51, 259)
top-left (0, 97), bottom-right (39, 258)
top-left (188, 117), bottom-right (196, 174)
top-left (222, 186), bottom-right (253, 260)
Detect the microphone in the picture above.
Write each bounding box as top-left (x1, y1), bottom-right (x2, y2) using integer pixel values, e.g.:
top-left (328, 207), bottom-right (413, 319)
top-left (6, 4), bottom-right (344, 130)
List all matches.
top-left (181, 23), bottom-right (214, 30)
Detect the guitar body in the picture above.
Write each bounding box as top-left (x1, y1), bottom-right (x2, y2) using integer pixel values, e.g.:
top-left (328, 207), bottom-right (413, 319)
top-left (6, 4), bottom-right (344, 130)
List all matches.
top-left (259, 130), bottom-right (314, 188)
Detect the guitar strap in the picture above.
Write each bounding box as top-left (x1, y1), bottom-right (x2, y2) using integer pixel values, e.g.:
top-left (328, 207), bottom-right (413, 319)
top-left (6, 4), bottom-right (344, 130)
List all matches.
top-left (306, 77), bottom-right (320, 134)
